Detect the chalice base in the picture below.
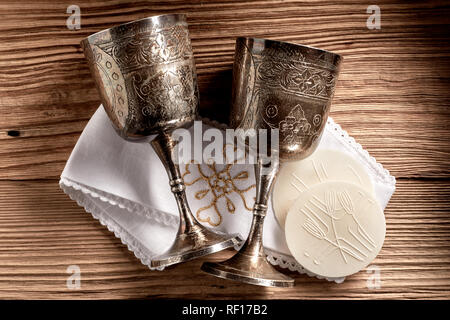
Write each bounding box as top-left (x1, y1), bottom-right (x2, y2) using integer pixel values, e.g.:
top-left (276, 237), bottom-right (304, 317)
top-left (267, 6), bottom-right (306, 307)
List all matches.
top-left (201, 251), bottom-right (295, 287)
top-left (151, 227), bottom-right (242, 269)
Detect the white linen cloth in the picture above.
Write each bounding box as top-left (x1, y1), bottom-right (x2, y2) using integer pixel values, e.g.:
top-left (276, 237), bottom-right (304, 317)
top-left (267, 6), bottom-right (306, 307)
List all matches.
top-left (60, 106), bottom-right (396, 283)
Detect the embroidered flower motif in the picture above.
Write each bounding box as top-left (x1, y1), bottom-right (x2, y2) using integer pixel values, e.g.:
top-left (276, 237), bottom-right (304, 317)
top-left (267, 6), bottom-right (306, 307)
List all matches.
top-left (181, 145), bottom-right (255, 227)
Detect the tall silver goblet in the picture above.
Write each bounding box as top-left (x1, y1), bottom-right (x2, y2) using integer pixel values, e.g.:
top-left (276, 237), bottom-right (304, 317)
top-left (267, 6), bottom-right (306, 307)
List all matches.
top-left (201, 37), bottom-right (342, 287)
top-left (81, 14), bottom-right (241, 269)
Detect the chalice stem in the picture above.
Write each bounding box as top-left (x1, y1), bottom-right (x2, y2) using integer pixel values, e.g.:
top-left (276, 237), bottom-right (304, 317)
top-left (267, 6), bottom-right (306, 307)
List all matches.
top-left (150, 131), bottom-right (241, 269)
top-left (201, 156), bottom-right (294, 287)
top-left (151, 131), bottom-right (199, 232)
top-left (239, 157), bottom-right (279, 257)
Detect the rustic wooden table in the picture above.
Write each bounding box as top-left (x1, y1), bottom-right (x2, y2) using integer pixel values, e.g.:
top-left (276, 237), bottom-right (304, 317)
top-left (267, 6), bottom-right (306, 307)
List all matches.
top-left (0, 0), bottom-right (449, 299)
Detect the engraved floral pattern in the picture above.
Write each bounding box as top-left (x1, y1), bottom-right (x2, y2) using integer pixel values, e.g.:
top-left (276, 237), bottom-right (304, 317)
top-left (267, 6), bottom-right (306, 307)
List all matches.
top-left (97, 24), bottom-right (192, 73)
top-left (261, 103), bottom-right (322, 145)
top-left (279, 104), bottom-right (313, 144)
top-left (83, 21), bottom-right (198, 136)
top-left (257, 60), bottom-right (336, 100)
top-left (231, 40), bottom-right (340, 136)
top-left (132, 65), bottom-right (196, 120)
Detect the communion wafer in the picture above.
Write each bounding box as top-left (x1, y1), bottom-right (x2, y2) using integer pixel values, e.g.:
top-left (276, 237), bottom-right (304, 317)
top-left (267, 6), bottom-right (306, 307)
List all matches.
top-left (273, 149), bottom-right (373, 228)
top-left (285, 181), bottom-right (385, 278)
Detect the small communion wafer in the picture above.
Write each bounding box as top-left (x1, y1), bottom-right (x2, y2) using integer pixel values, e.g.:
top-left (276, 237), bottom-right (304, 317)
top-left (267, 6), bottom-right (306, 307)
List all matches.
top-left (273, 149), bottom-right (373, 228)
top-left (285, 181), bottom-right (385, 278)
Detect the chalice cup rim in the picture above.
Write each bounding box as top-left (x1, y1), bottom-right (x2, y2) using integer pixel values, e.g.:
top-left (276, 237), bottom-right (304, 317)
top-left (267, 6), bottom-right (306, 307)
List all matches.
top-left (236, 36), bottom-right (343, 60)
top-left (82, 13), bottom-right (188, 43)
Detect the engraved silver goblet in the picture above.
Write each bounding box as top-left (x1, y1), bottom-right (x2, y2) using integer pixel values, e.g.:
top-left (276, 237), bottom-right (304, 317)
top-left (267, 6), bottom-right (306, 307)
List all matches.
top-left (201, 37), bottom-right (342, 287)
top-left (81, 14), bottom-right (241, 269)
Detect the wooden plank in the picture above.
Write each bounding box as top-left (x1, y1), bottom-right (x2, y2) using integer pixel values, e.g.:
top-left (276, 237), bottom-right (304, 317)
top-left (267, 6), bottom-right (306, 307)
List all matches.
top-left (0, 1), bottom-right (449, 179)
top-left (0, 179), bottom-right (448, 299)
top-left (0, 0), bottom-right (449, 300)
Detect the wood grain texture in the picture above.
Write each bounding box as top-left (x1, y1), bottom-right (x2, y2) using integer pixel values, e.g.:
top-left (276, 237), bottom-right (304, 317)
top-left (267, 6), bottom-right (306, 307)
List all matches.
top-left (0, 0), bottom-right (449, 299)
top-left (0, 179), bottom-right (449, 299)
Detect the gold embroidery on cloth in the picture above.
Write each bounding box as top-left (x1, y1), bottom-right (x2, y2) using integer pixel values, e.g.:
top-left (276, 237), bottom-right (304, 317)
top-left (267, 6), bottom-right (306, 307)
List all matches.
top-left (182, 145), bottom-right (256, 227)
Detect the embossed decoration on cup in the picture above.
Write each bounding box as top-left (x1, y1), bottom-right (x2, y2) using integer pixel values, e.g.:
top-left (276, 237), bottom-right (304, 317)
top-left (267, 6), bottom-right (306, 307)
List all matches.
top-left (231, 37), bottom-right (342, 160)
top-left (81, 14), bottom-right (241, 269)
top-left (202, 37), bottom-right (342, 287)
top-left (81, 14), bottom-right (199, 139)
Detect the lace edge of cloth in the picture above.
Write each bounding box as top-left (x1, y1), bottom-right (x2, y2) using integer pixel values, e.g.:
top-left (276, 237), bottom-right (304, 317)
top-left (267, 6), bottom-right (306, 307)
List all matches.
top-left (59, 177), bottom-right (344, 283)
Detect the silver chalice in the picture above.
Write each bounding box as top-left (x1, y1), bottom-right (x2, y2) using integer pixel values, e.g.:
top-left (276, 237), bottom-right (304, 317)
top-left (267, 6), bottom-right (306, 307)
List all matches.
top-left (201, 37), bottom-right (342, 287)
top-left (81, 14), bottom-right (241, 269)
